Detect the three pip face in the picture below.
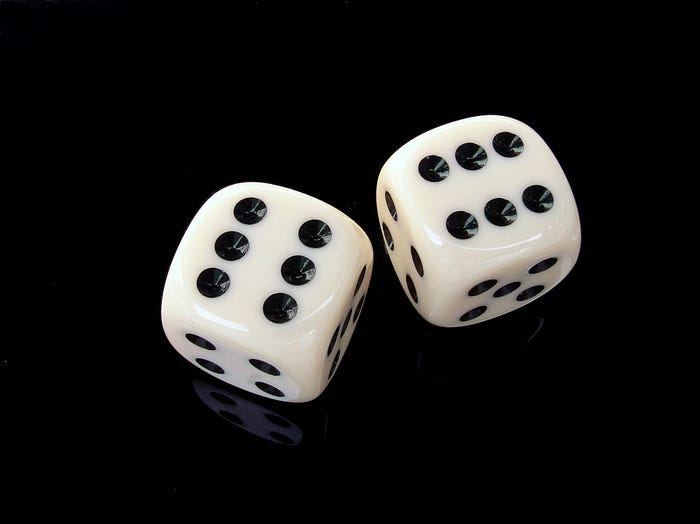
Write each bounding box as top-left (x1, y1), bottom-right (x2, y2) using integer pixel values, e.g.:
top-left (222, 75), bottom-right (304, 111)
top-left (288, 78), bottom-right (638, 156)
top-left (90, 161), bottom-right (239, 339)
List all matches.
top-left (161, 115), bottom-right (581, 402)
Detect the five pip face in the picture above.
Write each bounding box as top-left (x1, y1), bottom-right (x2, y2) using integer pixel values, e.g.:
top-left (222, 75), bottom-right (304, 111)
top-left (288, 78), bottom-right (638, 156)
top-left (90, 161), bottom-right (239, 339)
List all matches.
top-left (162, 115), bottom-right (580, 402)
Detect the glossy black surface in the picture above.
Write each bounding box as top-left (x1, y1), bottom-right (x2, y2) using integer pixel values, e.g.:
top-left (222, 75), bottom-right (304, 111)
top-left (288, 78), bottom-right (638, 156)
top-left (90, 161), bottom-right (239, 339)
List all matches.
top-left (493, 281), bottom-right (522, 298)
top-left (353, 295), bottom-right (366, 323)
top-left (1, 2), bottom-right (684, 491)
top-left (185, 333), bottom-right (216, 351)
top-left (381, 222), bottom-right (394, 250)
top-left (195, 358), bottom-right (225, 375)
top-left (262, 292), bottom-right (298, 324)
top-left (353, 265), bottom-right (367, 296)
top-left (298, 219), bottom-right (332, 248)
top-left (446, 210), bottom-right (479, 239)
top-left (517, 285), bottom-right (545, 302)
top-left (492, 132), bottom-right (524, 158)
top-left (468, 279), bottom-right (498, 297)
top-left (340, 309), bottom-right (352, 337)
top-left (405, 274), bottom-right (419, 303)
top-left (280, 255), bottom-right (316, 286)
top-left (455, 142), bottom-right (488, 170)
top-left (214, 231), bottom-right (249, 261)
top-left (460, 305), bottom-right (488, 322)
top-left (522, 185), bottom-right (554, 213)
top-left (418, 155), bottom-right (450, 182)
top-left (196, 267), bottom-right (231, 298)
top-left (248, 359), bottom-right (281, 376)
top-left (484, 197), bottom-right (518, 226)
top-left (327, 325), bottom-right (340, 357)
top-left (234, 197), bottom-right (267, 224)
top-left (384, 191), bottom-right (398, 221)
top-left (528, 257), bottom-right (558, 274)
top-left (410, 246), bottom-right (424, 277)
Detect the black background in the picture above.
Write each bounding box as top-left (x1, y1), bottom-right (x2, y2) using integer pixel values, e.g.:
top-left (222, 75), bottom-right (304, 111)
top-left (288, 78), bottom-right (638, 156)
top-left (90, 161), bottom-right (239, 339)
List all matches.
top-left (0, 0), bottom-right (688, 496)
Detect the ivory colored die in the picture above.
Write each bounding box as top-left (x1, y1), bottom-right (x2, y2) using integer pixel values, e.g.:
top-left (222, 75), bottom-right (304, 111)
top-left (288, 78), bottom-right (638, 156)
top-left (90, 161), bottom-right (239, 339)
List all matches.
top-left (376, 115), bottom-right (580, 327)
top-left (162, 182), bottom-right (373, 402)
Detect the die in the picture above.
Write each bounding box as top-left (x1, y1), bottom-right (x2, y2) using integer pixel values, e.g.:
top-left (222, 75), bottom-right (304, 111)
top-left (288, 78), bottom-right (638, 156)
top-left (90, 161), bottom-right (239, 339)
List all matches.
top-left (162, 182), bottom-right (373, 402)
top-left (376, 115), bottom-right (580, 327)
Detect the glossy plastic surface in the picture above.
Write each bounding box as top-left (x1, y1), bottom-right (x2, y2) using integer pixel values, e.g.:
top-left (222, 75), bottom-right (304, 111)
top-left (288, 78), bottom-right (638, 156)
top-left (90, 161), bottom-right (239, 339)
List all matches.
top-left (162, 182), bottom-right (373, 401)
top-left (192, 380), bottom-right (304, 445)
top-left (376, 115), bottom-right (581, 327)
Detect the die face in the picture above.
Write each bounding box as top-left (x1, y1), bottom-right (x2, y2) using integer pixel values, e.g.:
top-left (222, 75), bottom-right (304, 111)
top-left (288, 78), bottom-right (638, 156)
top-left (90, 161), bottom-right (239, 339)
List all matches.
top-left (377, 115), bottom-right (580, 327)
top-left (162, 182), bottom-right (373, 402)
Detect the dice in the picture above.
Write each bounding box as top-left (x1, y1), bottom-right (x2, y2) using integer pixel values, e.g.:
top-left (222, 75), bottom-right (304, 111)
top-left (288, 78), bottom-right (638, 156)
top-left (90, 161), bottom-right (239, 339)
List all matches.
top-left (376, 115), bottom-right (580, 327)
top-left (162, 182), bottom-right (373, 402)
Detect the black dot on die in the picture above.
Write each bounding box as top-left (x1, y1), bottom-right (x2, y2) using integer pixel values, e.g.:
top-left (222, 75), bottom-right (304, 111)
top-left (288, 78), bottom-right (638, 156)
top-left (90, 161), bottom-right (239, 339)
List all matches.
top-left (517, 285), bottom-right (545, 301)
top-left (460, 305), bottom-right (487, 322)
top-left (195, 358), bottom-right (225, 374)
top-left (522, 185), bottom-right (554, 213)
top-left (485, 198), bottom-right (517, 226)
top-left (263, 293), bottom-right (298, 324)
top-left (298, 219), bottom-right (332, 248)
top-left (328, 350), bottom-right (341, 379)
top-left (219, 410), bottom-right (243, 425)
top-left (326, 324), bottom-right (340, 357)
top-left (327, 325), bottom-right (340, 356)
top-left (185, 333), bottom-right (216, 351)
top-left (196, 268), bottom-right (231, 298)
top-left (382, 223), bottom-right (394, 251)
top-left (340, 309), bottom-right (352, 337)
top-left (249, 359), bottom-right (281, 376)
top-left (354, 265), bottom-right (367, 297)
top-left (468, 279), bottom-right (498, 297)
top-left (234, 197), bottom-right (267, 224)
top-left (493, 132), bottom-right (524, 157)
top-left (353, 295), bottom-right (366, 323)
top-left (529, 257), bottom-right (558, 274)
top-left (455, 143), bottom-right (488, 170)
top-left (446, 211), bottom-right (478, 239)
top-left (215, 231), bottom-right (249, 261)
top-left (265, 413), bottom-right (292, 428)
top-left (418, 155), bottom-right (450, 182)
top-left (255, 382), bottom-right (285, 398)
top-left (210, 391), bottom-right (237, 406)
top-left (410, 246), bottom-right (424, 277)
top-left (385, 191), bottom-right (398, 221)
top-left (493, 281), bottom-right (521, 297)
top-left (281, 255), bottom-right (316, 286)
top-left (406, 274), bottom-right (418, 303)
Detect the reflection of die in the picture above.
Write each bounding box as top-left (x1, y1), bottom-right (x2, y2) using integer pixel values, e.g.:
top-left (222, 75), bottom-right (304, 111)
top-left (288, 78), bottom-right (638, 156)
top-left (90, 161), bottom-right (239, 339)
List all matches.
top-left (192, 380), bottom-right (303, 446)
top-left (162, 183), bottom-right (372, 402)
top-left (377, 115), bottom-right (581, 327)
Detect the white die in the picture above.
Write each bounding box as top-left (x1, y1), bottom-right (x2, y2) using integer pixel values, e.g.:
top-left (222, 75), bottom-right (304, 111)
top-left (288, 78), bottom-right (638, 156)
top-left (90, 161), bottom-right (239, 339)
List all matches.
top-left (162, 182), bottom-right (373, 402)
top-left (376, 115), bottom-right (580, 327)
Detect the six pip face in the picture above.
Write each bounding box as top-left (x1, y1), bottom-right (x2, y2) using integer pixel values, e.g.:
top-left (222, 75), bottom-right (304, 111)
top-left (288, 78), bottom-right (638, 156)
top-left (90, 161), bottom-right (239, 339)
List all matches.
top-left (161, 183), bottom-right (373, 402)
top-left (377, 115), bottom-right (581, 327)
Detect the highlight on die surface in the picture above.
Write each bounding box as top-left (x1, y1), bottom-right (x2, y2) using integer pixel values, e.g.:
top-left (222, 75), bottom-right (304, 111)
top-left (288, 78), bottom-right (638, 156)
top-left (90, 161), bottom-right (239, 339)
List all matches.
top-left (376, 115), bottom-right (581, 327)
top-left (162, 182), bottom-right (373, 402)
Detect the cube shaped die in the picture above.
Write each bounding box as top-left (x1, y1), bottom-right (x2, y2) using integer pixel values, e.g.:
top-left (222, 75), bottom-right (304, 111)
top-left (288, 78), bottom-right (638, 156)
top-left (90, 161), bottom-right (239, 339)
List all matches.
top-left (377, 115), bottom-right (581, 327)
top-left (162, 182), bottom-right (373, 402)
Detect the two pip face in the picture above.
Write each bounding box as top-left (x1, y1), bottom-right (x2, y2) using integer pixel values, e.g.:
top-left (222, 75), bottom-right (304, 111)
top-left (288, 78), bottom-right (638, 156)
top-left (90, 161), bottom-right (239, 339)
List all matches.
top-left (161, 115), bottom-right (581, 402)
